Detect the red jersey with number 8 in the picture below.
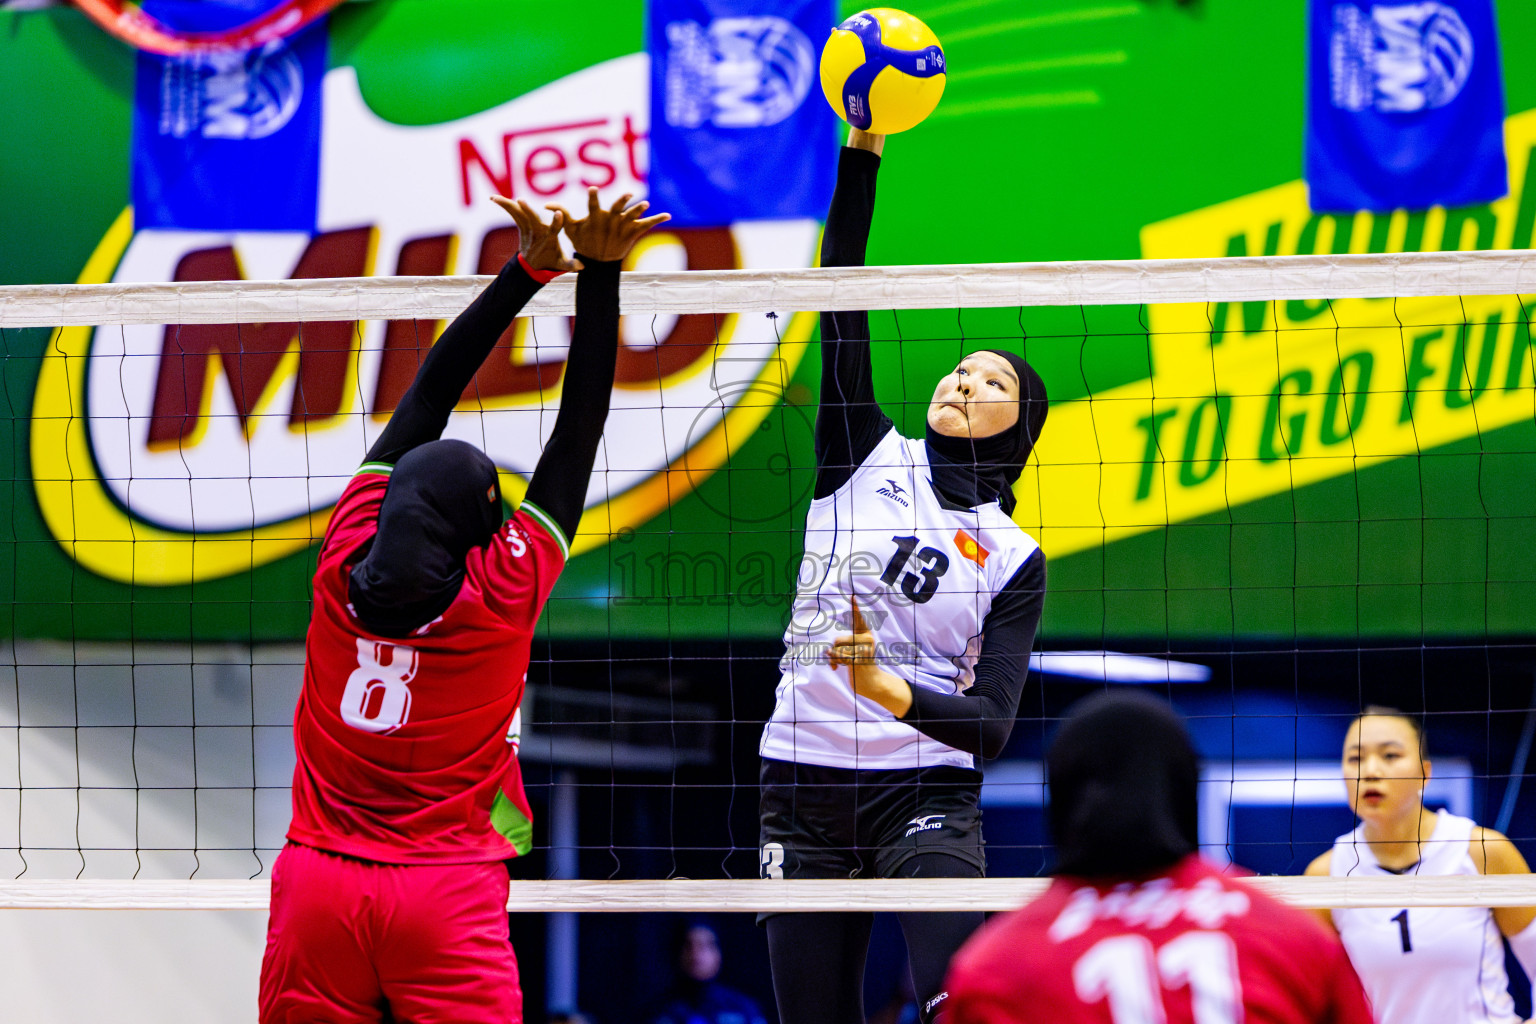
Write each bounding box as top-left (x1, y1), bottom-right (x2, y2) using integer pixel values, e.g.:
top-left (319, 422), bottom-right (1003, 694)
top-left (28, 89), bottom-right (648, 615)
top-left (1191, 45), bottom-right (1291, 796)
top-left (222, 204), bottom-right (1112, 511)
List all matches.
top-left (945, 855), bottom-right (1373, 1024)
top-left (286, 468), bottom-right (567, 865)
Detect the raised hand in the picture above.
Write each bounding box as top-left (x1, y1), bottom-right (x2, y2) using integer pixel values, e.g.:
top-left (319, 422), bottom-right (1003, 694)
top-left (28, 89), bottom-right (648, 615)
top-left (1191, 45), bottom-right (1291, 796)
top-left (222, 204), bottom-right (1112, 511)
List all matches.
top-left (829, 595), bottom-right (913, 717)
top-left (547, 188), bottom-right (671, 263)
top-left (489, 195), bottom-right (583, 274)
top-left (846, 127), bottom-right (885, 156)
top-left (828, 594), bottom-right (875, 670)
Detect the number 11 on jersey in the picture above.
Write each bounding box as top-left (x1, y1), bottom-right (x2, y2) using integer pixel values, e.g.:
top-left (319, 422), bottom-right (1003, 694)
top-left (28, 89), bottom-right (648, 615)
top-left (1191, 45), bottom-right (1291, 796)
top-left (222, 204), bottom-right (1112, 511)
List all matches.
top-left (1073, 931), bottom-right (1242, 1024)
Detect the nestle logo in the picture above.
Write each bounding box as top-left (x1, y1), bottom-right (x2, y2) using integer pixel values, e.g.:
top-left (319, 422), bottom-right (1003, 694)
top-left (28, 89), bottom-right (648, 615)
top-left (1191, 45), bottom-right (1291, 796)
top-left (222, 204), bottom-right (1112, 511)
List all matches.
top-left (458, 115), bottom-right (646, 206)
top-left (876, 479), bottom-right (909, 507)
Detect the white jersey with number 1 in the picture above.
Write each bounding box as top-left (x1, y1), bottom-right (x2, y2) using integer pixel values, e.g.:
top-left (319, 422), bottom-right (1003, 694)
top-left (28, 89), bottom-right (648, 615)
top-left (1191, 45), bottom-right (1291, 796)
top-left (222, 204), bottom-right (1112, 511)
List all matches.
top-left (1330, 810), bottom-right (1518, 1024)
top-left (759, 428), bottom-right (1039, 772)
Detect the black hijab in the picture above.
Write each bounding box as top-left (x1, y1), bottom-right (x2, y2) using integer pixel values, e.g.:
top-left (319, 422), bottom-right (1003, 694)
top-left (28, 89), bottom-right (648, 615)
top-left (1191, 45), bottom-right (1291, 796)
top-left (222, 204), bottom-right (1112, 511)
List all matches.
top-left (1047, 690), bottom-right (1200, 878)
top-left (348, 439), bottom-right (504, 637)
top-left (924, 349), bottom-right (1048, 514)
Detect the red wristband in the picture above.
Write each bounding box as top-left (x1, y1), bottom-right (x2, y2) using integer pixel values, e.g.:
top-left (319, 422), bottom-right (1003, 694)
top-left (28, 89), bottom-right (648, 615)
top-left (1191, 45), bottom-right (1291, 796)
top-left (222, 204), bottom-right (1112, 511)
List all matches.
top-left (517, 253), bottom-right (565, 284)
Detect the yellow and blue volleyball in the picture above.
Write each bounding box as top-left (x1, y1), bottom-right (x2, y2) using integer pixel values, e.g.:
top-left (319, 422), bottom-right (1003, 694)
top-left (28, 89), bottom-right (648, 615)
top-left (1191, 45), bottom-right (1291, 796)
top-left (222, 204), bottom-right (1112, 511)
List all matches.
top-left (819, 8), bottom-right (946, 135)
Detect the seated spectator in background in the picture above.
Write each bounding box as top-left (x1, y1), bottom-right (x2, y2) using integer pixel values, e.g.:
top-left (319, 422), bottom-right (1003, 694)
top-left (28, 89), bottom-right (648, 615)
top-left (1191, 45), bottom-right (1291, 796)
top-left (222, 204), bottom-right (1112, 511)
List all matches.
top-left (651, 919), bottom-right (767, 1024)
top-left (945, 691), bottom-right (1373, 1024)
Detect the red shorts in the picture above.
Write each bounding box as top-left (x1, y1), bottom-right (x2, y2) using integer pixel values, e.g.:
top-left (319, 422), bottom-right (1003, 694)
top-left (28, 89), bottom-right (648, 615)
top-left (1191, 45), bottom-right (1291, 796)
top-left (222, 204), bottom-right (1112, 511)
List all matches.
top-left (259, 843), bottom-right (522, 1024)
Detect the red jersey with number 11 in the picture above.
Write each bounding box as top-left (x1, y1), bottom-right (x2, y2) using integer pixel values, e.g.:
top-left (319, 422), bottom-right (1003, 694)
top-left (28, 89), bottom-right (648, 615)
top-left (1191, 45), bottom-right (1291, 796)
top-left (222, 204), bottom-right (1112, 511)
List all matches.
top-left (286, 467), bottom-right (567, 865)
top-left (945, 855), bottom-right (1373, 1024)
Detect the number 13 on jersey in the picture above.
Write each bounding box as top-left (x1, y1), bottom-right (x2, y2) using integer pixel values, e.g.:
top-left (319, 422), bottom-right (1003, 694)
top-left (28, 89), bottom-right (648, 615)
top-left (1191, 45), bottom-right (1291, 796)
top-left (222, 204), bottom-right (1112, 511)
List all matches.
top-left (881, 534), bottom-right (950, 603)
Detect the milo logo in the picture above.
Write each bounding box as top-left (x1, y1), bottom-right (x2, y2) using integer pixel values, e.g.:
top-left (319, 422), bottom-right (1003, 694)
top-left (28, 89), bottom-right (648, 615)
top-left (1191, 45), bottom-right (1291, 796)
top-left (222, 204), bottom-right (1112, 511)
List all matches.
top-left (32, 55), bottom-right (817, 586)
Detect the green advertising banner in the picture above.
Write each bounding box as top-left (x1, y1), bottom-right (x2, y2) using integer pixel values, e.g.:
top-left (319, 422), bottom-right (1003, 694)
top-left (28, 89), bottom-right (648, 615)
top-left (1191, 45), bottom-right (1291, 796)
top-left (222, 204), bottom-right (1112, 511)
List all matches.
top-left (3, 1), bottom-right (1535, 644)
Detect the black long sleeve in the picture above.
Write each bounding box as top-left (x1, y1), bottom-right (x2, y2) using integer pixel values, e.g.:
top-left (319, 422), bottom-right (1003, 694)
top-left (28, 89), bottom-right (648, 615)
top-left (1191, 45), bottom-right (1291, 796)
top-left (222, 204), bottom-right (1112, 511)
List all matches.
top-left (366, 257), bottom-right (546, 466)
top-left (523, 256), bottom-right (622, 543)
top-left (901, 549), bottom-right (1046, 759)
top-left (814, 146), bottom-right (894, 498)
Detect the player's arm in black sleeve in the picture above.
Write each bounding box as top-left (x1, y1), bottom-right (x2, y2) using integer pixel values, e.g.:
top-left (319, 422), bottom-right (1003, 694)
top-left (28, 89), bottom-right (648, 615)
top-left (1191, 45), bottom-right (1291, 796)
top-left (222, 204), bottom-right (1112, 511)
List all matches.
top-left (365, 196), bottom-right (577, 467)
top-left (364, 257), bottom-right (549, 466)
top-left (901, 550), bottom-right (1046, 759)
top-left (522, 256), bottom-right (620, 543)
top-left (521, 188), bottom-right (671, 544)
top-left (814, 137), bottom-right (895, 498)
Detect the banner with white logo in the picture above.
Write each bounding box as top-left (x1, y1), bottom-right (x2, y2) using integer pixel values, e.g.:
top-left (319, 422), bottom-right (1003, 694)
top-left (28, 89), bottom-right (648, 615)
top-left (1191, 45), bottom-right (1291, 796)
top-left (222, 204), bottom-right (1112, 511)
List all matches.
top-left (647, 0), bottom-right (837, 226)
top-left (131, 0), bottom-right (325, 230)
top-left (1306, 0), bottom-right (1506, 211)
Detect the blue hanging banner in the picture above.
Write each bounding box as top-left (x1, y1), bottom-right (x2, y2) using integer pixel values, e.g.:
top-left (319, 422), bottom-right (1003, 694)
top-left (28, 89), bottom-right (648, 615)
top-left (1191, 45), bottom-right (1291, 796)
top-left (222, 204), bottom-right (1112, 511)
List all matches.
top-left (647, 0), bottom-right (838, 227)
top-left (131, 0), bottom-right (326, 231)
top-left (1306, 0), bottom-right (1507, 213)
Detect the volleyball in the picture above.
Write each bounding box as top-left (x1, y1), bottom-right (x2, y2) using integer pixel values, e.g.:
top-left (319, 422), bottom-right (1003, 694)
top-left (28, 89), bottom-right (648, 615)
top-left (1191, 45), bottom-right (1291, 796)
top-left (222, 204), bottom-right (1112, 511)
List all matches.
top-left (820, 8), bottom-right (946, 135)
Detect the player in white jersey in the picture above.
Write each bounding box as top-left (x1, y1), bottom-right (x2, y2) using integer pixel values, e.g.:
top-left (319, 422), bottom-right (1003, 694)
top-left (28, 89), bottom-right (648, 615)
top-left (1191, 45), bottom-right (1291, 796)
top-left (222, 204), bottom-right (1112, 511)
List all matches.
top-left (1306, 707), bottom-right (1536, 1024)
top-left (757, 127), bottom-right (1049, 1024)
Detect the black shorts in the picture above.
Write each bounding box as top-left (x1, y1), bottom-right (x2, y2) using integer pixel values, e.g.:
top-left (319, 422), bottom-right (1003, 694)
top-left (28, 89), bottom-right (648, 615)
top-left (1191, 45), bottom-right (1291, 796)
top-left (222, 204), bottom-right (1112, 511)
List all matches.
top-left (758, 757), bottom-right (986, 883)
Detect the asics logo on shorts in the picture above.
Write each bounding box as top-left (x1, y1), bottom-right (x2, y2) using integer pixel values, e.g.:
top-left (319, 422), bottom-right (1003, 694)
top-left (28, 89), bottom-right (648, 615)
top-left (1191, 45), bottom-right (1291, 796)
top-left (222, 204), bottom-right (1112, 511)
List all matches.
top-left (904, 814), bottom-right (946, 837)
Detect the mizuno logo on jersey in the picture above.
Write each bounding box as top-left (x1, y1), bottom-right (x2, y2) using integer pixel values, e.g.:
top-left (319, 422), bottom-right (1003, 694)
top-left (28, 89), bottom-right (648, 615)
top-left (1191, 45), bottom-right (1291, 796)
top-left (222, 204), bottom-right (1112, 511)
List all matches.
top-left (905, 814), bottom-right (946, 837)
top-left (876, 479), bottom-right (910, 507)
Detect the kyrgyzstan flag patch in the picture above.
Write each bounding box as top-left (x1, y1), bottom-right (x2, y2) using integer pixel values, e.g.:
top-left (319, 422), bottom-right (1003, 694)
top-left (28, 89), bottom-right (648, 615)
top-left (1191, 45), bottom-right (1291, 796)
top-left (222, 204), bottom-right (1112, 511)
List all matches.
top-left (954, 529), bottom-right (989, 567)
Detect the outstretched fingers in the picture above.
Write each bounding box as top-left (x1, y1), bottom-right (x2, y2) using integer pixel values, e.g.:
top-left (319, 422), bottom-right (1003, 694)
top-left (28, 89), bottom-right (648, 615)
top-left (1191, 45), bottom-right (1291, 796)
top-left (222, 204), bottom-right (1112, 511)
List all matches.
top-left (489, 194), bottom-right (529, 232)
top-left (517, 198), bottom-right (543, 226)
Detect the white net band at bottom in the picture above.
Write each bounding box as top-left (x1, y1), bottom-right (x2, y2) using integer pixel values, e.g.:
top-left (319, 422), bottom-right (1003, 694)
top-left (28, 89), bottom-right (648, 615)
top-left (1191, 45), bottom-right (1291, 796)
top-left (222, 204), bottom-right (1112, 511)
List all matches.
top-left (3, 876), bottom-right (1535, 912)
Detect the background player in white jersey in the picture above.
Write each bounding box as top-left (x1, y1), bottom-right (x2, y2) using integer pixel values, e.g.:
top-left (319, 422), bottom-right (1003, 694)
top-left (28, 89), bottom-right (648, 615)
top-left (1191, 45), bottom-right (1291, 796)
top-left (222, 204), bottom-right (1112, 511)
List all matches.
top-left (757, 126), bottom-right (1049, 1024)
top-left (1306, 706), bottom-right (1536, 1024)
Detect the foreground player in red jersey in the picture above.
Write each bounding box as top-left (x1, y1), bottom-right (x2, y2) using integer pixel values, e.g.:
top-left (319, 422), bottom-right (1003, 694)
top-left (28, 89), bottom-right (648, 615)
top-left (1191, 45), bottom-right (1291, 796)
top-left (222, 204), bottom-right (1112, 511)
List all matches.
top-left (258, 189), bottom-right (667, 1024)
top-left (945, 692), bottom-right (1373, 1024)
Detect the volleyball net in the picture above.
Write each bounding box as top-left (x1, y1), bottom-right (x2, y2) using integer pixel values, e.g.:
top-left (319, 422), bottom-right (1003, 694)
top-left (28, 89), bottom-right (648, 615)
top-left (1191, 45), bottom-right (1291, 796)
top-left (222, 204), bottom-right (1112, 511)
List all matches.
top-left (1, 249), bottom-right (1535, 911)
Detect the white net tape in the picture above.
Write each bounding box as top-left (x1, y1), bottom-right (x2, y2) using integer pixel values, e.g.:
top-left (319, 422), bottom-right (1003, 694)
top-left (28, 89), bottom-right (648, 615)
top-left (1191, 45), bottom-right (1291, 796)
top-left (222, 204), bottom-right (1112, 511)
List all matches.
top-left (3, 250), bottom-right (1536, 325)
top-left (3, 876), bottom-right (1535, 912)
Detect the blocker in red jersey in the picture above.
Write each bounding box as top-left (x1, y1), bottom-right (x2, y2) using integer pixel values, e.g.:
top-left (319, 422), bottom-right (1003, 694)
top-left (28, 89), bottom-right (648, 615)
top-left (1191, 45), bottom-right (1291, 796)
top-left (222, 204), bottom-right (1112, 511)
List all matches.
top-left (945, 692), bottom-right (1373, 1024)
top-left (259, 189), bottom-right (668, 1024)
